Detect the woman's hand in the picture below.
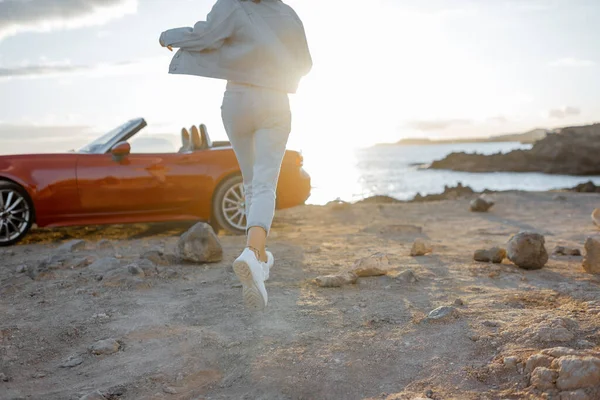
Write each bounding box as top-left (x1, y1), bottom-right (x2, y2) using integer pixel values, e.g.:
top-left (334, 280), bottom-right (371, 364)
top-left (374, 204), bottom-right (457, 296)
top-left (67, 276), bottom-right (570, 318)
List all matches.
top-left (159, 36), bottom-right (173, 51)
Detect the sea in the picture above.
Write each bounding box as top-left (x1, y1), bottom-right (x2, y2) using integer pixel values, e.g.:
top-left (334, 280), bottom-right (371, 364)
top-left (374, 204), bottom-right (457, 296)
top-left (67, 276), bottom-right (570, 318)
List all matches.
top-left (302, 142), bottom-right (600, 205)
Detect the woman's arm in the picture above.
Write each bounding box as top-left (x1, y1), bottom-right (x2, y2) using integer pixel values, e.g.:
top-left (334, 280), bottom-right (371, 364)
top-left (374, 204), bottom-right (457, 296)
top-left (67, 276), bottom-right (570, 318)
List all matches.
top-left (159, 0), bottom-right (238, 51)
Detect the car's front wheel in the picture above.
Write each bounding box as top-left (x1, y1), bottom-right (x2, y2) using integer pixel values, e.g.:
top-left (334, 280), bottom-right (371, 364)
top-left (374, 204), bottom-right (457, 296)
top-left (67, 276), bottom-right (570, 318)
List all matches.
top-left (212, 175), bottom-right (246, 235)
top-left (0, 181), bottom-right (34, 246)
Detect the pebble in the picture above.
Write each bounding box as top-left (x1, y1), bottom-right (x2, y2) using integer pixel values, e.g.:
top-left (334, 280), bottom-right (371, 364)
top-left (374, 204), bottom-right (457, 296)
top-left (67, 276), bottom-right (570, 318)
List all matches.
top-left (553, 246), bottom-right (582, 256)
top-left (503, 356), bottom-right (518, 369)
top-left (79, 390), bottom-right (106, 400)
top-left (59, 355), bottom-right (84, 368)
top-left (57, 239), bottom-right (86, 253)
top-left (474, 247), bottom-right (506, 263)
top-left (453, 298), bottom-right (464, 306)
top-left (396, 269), bottom-right (418, 283)
top-left (15, 265), bottom-right (26, 273)
top-left (88, 257), bottom-right (120, 274)
top-left (470, 196), bottom-right (494, 212)
top-left (32, 372), bottom-right (46, 379)
top-left (127, 264), bottom-right (145, 277)
top-left (163, 386), bottom-right (178, 395)
top-left (410, 238), bottom-right (432, 257)
top-left (0, 372), bottom-right (9, 381)
top-left (96, 239), bottom-right (114, 250)
top-left (592, 208), bottom-right (600, 228)
top-left (314, 272), bottom-right (358, 287)
top-left (351, 253), bottom-right (389, 277)
top-left (582, 237), bottom-right (600, 274)
top-left (425, 306), bottom-right (459, 322)
top-left (506, 232), bottom-right (548, 270)
top-left (89, 338), bottom-right (120, 355)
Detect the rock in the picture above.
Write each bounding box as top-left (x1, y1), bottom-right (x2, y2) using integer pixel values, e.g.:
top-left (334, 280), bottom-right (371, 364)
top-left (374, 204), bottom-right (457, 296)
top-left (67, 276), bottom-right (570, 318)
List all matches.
top-left (537, 326), bottom-right (575, 342)
top-left (26, 263), bottom-right (56, 280)
top-left (553, 194), bottom-right (568, 201)
top-left (542, 347), bottom-right (600, 359)
top-left (163, 386), bottom-right (178, 394)
top-left (79, 391), bottom-right (106, 400)
top-left (530, 367), bottom-right (558, 391)
top-left (410, 238), bottom-right (432, 257)
top-left (396, 269), bottom-right (418, 283)
top-left (57, 239), bottom-right (86, 252)
top-left (470, 196), bottom-right (494, 212)
top-left (314, 272), bottom-right (358, 287)
top-left (506, 232), bottom-right (548, 270)
top-left (554, 246), bottom-right (582, 256)
top-left (555, 356), bottom-right (600, 390)
top-left (526, 354), bottom-right (554, 373)
top-left (126, 264), bottom-right (145, 277)
top-left (592, 209), bottom-right (600, 228)
top-left (582, 237), bottom-right (600, 274)
top-left (474, 247), bottom-right (506, 263)
top-left (88, 257), bottom-right (120, 274)
top-left (429, 124), bottom-right (600, 175)
top-left (453, 298), bottom-right (464, 306)
top-left (59, 355), bottom-right (84, 368)
top-left (560, 389), bottom-right (593, 400)
top-left (504, 356), bottom-right (518, 369)
top-left (89, 338), bottom-right (120, 355)
top-left (175, 223), bottom-right (223, 263)
top-left (161, 269), bottom-right (178, 279)
top-left (15, 265), bottom-right (26, 273)
top-left (350, 253), bottom-right (389, 277)
top-left (0, 372), bottom-right (9, 381)
top-left (425, 306), bottom-right (459, 322)
top-left (137, 259), bottom-right (159, 276)
top-left (410, 183), bottom-right (475, 203)
top-left (141, 249), bottom-right (169, 266)
top-left (96, 240), bottom-right (114, 250)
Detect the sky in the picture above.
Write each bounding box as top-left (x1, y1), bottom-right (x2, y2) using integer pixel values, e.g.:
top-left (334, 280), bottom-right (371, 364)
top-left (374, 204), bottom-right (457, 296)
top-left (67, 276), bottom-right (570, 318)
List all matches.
top-left (0, 0), bottom-right (600, 155)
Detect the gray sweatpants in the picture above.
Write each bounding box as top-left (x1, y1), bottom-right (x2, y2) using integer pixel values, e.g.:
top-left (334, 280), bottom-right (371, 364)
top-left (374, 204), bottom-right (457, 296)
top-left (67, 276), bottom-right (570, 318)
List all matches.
top-left (221, 81), bottom-right (292, 235)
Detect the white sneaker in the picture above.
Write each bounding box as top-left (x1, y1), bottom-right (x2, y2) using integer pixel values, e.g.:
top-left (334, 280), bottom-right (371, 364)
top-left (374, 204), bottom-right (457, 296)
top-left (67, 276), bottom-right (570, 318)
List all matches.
top-left (263, 250), bottom-right (274, 281)
top-left (233, 248), bottom-right (268, 310)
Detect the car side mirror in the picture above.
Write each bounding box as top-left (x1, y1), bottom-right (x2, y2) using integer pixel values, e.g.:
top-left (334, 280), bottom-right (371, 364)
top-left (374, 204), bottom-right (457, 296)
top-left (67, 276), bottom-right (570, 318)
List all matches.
top-left (111, 142), bottom-right (130, 160)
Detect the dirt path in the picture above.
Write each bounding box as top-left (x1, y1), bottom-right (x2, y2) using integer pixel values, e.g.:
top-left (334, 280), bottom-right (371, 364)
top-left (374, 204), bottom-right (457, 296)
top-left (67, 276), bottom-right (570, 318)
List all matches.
top-left (1, 191), bottom-right (599, 400)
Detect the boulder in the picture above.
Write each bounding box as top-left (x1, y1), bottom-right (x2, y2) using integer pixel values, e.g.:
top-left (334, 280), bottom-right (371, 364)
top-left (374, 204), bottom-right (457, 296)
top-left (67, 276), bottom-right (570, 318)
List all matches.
top-left (530, 367), bottom-right (558, 391)
top-left (582, 237), bottom-right (600, 274)
top-left (555, 356), bottom-right (600, 390)
top-left (175, 223), bottom-right (223, 263)
top-left (526, 354), bottom-right (554, 373)
top-left (507, 232), bottom-right (548, 270)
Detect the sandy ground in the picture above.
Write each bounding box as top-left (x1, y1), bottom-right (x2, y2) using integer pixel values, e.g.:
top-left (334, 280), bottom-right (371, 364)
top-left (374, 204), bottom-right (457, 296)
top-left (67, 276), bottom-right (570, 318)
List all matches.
top-left (1, 191), bottom-right (599, 400)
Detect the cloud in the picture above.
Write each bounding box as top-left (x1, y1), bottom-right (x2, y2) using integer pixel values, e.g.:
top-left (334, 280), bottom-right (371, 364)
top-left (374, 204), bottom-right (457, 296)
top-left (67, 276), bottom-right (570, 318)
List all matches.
top-left (549, 58), bottom-right (596, 67)
top-left (487, 116), bottom-right (508, 124)
top-left (0, 0), bottom-right (138, 40)
top-left (407, 119), bottom-right (472, 131)
top-left (0, 123), bottom-right (93, 142)
top-left (0, 57), bottom-right (163, 81)
top-left (548, 106), bottom-right (581, 119)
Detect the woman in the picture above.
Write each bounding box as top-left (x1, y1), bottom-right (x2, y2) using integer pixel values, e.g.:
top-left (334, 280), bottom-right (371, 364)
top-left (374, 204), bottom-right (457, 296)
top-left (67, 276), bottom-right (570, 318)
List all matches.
top-left (160, 0), bottom-right (312, 310)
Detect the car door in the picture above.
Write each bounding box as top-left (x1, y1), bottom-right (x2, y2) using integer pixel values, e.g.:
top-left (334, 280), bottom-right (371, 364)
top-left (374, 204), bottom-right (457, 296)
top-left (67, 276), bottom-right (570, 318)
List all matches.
top-left (76, 153), bottom-right (172, 214)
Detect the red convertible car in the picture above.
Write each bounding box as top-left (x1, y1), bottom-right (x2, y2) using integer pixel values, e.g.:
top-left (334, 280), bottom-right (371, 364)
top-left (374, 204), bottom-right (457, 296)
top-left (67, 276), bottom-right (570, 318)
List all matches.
top-left (0, 118), bottom-right (311, 246)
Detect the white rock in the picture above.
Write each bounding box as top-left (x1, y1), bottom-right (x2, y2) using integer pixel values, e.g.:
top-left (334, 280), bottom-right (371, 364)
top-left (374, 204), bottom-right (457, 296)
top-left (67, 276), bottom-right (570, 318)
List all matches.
top-left (425, 306), bottom-right (459, 321)
top-left (555, 356), bottom-right (600, 390)
top-left (530, 367), bottom-right (558, 391)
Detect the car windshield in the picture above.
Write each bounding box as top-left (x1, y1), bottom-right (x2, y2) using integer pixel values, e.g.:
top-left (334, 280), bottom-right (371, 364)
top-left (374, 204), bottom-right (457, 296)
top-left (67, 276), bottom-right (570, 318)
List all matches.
top-left (78, 121), bottom-right (135, 154)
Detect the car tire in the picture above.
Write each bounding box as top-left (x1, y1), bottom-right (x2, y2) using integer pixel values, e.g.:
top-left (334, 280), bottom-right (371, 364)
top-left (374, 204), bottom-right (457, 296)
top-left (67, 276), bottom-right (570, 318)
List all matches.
top-left (212, 175), bottom-right (246, 236)
top-left (0, 181), bottom-right (34, 246)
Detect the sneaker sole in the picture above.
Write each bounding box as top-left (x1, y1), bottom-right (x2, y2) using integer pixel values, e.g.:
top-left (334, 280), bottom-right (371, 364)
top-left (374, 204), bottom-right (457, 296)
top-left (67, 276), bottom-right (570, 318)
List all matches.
top-left (233, 260), bottom-right (266, 310)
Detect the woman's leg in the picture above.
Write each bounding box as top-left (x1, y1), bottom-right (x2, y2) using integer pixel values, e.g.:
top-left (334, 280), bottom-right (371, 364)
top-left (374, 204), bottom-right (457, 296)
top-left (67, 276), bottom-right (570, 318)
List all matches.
top-left (221, 90), bottom-right (255, 231)
top-left (245, 91), bottom-right (292, 258)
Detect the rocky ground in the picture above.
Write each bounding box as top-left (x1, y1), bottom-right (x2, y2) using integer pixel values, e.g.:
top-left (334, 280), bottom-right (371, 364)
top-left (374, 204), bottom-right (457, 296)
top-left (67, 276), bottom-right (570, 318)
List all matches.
top-left (1, 191), bottom-right (600, 400)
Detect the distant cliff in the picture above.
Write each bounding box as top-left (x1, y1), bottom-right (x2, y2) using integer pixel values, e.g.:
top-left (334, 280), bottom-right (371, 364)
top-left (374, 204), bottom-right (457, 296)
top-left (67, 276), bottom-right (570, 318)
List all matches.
top-left (379, 128), bottom-right (548, 146)
top-left (429, 123), bottom-right (600, 175)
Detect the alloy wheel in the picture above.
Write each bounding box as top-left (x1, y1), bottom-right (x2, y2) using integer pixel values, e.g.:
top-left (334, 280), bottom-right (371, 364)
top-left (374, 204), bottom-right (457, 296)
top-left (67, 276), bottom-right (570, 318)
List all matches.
top-left (221, 182), bottom-right (246, 231)
top-left (0, 188), bottom-right (31, 244)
